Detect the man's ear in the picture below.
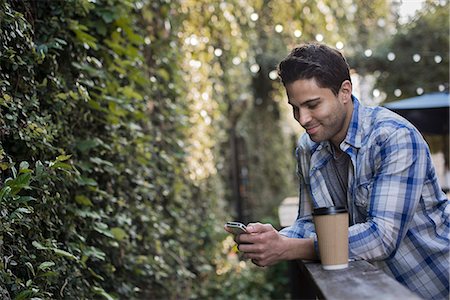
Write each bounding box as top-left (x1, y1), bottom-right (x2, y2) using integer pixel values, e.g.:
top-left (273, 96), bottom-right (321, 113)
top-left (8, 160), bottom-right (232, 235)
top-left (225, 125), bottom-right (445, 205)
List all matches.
top-left (339, 80), bottom-right (352, 103)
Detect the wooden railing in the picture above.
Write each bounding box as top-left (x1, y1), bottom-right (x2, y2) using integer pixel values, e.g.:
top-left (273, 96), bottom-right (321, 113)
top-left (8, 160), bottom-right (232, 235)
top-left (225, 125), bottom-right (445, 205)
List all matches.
top-left (290, 259), bottom-right (422, 300)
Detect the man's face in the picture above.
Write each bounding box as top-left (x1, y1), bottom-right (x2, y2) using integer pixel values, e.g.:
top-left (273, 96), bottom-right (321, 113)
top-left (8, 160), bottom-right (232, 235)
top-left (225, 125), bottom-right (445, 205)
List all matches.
top-left (285, 78), bottom-right (349, 145)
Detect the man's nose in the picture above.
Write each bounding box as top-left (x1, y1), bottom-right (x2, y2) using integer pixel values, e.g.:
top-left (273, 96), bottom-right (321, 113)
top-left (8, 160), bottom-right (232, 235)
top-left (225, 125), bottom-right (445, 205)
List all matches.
top-left (298, 108), bottom-right (312, 126)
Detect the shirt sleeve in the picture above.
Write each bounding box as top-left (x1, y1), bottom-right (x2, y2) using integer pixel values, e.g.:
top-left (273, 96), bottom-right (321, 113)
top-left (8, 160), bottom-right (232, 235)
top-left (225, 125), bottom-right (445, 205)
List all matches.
top-left (348, 126), bottom-right (428, 260)
top-left (280, 144), bottom-right (317, 240)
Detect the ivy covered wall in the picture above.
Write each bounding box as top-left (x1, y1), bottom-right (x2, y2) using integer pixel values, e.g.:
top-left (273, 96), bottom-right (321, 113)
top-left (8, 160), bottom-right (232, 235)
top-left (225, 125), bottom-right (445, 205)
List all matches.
top-left (0, 0), bottom-right (278, 299)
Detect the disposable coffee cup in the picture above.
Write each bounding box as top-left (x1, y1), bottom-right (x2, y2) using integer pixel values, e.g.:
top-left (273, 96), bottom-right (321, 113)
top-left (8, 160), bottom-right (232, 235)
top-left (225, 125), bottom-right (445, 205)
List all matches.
top-left (313, 206), bottom-right (349, 270)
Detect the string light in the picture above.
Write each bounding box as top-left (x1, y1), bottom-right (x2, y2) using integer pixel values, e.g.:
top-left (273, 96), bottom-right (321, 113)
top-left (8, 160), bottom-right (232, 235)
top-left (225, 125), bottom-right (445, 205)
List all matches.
top-left (360, 49), bottom-right (446, 98)
top-left (275, 24), bottom-right (283, 33)
top-left (268, 70), bottom-right (278, 80)
top-left (250, 13), bottom-right (259, 21)
top-left (387, 52), bottom-right (396, 61)
top-left (232, 57), bottom-right (241, 65)
top-left (377, 18), bottom-right (386, 27)
top-left (373, 89), bottom-right (381, 97)
top-left (363, 49), bottom-right (444, 60)
top-left (250, 64), bottom-right (260, 73)
top-left (416, 87), bottom-right (424, 95)
top-left (214, 48), bottom-right (223, 57)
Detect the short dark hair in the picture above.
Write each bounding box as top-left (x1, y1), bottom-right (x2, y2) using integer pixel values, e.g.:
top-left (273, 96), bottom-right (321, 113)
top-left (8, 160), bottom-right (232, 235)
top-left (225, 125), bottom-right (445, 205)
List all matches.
top-left (277, 43), bottom-right (351, 96)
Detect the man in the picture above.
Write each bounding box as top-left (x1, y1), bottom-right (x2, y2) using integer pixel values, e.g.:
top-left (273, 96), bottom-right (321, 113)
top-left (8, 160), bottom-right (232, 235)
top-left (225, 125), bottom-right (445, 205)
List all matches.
top-left (227, 43), bottom-right (449, 299)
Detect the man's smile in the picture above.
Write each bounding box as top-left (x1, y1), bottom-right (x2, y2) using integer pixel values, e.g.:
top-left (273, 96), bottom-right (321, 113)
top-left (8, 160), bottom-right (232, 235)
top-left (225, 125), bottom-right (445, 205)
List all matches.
top-left (305, 124), bottom-right (320, 135)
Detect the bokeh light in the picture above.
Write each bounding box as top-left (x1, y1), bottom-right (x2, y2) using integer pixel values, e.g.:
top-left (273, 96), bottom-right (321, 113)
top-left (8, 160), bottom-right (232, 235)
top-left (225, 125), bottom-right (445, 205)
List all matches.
top-left (387, 52), bottom-right (396, 61)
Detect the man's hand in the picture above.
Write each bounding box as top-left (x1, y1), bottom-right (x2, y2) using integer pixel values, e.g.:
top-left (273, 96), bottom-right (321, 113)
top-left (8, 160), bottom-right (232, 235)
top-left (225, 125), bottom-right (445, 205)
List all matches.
top-left (236, 222), bottom-right (288, 267)
top-left (224, 222), bottom-right (317, 267)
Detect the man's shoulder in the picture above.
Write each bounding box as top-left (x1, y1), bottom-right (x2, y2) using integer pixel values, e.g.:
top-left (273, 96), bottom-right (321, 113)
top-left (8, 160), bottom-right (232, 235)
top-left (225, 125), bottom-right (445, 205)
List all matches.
top-left (360, 104), bottom-right (404, 126)
top-left (359, 105), bottom-right (421, 146)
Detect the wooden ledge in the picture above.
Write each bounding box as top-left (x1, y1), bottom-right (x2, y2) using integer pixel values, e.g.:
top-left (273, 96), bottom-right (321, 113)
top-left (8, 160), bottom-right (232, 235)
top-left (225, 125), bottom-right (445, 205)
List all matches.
top-left (295, 260), bottom-right (422, 299)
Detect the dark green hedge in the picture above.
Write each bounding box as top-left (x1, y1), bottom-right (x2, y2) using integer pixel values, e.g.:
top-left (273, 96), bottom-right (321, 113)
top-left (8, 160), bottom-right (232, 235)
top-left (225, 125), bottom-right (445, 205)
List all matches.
top-left (0, 0), bottom-right (243, 298)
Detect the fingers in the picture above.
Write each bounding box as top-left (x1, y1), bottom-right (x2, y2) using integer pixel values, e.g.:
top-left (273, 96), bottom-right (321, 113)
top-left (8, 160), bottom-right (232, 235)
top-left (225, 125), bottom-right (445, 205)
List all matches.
top-left (226, 222), bottom-right (279, 267)
top-left (241, 248), bottom-right (273, 265)
top-left (246, 222), bottom-right (273, 234)
top-left (224, 224), bottom-right (232, 233)
top-left (238, 241), bottom-right (259, 253)
top-left (238, 226), bottom-right (276, 244)
top-left (251, 259), bottom-right (266, 268)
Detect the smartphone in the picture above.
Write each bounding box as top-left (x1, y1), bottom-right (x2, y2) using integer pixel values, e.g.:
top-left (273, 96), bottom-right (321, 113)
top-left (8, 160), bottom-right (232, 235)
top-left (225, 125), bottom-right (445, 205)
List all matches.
top-left (225, 221), bottom-right (247, 235)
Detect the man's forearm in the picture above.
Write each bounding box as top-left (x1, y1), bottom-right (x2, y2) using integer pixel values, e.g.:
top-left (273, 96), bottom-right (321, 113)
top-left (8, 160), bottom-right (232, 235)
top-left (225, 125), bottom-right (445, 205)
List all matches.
top-left (280, 236), bottom-right (318, 261)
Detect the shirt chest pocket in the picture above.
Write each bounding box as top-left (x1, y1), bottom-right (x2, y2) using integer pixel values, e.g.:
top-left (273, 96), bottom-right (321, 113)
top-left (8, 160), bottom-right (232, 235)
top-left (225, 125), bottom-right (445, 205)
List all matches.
top-left (353, 182), bottom-right (372, 224)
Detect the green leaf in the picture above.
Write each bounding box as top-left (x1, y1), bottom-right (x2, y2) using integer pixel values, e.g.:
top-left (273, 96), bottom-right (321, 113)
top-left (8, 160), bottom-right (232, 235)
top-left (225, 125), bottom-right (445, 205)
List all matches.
top-left (68, 21), bottom-right (98, 50)
top-left (77, 177), bottom-right (98, 186)
top-left (32, 241), bottom-right (48, 250)
top-left (0, 162), bottom-right (12, 170)
top-left (11, 207), bottom-right (32, 217)
top-left (53, 249), bottom-right (77, 260)
top-left (38, 261), bottom-right (55, 271)
top-left (14, 289), bottom-right (34, 300)
top-left (16, 173), bottom-right (31, 186)
top-left (158, 68), bottom-right (170, 81)
top-left (56, 154), bottom-right (72, 161)
top-left (3, 176), bottom-right (29, 196)
top-left (84, 246), bottom-right (106, 261)
top-left (15, 196), bottom-right (36, 204)
top-left (92, 286), bottom-right (115, 300)
top-left (99, 10), bottom-right (115, 23)
top-left (111, 227), bottom-right (127, 241)
top-left (37, 271), bottom-right (58, 278)
top-left (75, 195), bottom-right (93, 206)
top-left (94, 222), bottom-right (114, 238)
top-left (7, 173), bottom-right (32, 194)
top-left (5, 173), bottom-right (31, 195)
top-left (88, 268), bottom-right (105, 281)
top-left (49, 161), bottom-right (72, 170)
top-left (90, 157), bottom-right (114, 167)
top-left (35, 160), bottom-right (44, 176)
top-left (75, 208), bottom-right (101, 219)
top-left (25, 262), bottom-right (35, 276)
top-left (122, 86), bottom-right (143, 100)
top-left (88, 99), bottom-right (105, 111)
top-left (55, 92), bottom-right (68, 100)
top-left (2, 93), bottom-right (12, 101)
top-left (0, 186), bottom-right (11, 201)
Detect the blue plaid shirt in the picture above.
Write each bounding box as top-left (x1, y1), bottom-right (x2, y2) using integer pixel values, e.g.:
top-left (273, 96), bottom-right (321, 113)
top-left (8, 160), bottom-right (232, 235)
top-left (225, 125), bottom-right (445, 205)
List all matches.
top-left (281, 96), bottom-right (449, 299)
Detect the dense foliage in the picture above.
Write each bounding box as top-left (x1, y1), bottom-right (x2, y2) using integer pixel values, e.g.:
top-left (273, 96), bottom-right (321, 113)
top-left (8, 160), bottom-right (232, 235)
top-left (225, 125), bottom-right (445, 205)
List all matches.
top-left (0, 0), bottom-right (274, 298)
